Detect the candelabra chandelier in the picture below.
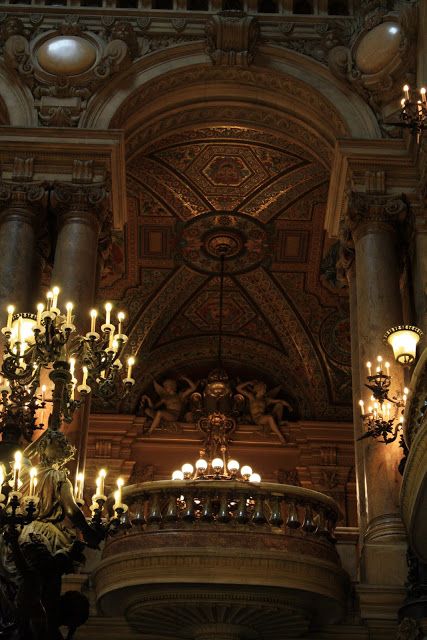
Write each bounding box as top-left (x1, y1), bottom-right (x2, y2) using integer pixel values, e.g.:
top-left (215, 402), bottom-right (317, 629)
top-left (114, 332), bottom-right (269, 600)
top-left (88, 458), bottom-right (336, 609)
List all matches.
top-left (399, 84), bottom-right (427, 141)
top-left (358, 325), bottom-right (423, 444)
top-left (0, 286), bottom-right (136, 444)
top-left (171, 412), bottom-right (261, 483)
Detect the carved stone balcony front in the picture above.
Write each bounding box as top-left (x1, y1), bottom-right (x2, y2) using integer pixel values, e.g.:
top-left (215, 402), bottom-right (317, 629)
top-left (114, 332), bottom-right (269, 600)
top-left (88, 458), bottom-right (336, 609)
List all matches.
top-left (401, 348), bottom-right (427, 563)
top-left (94, 480), bottom-right (349, 639)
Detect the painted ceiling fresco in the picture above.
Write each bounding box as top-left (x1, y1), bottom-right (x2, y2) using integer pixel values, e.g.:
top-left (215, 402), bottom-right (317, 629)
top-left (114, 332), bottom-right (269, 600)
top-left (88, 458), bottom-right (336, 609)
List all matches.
top-left (98, 124), bottom-right (351, 421)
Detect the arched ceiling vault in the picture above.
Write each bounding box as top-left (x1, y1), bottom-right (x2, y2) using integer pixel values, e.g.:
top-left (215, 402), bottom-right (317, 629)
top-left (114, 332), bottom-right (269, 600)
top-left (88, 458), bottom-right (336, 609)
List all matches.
top-left (99, 108), bottom-right (352, 421)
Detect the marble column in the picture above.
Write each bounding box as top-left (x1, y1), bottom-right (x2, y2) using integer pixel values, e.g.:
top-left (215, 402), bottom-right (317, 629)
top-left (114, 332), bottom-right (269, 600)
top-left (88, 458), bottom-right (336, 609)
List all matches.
top-left (338, 227), bottom-right (368, 537)
top-left (51, 182), bottom-right (107, 476)
top-left (0, 181), bottom-right (45, 321)
top-left (51, 183), bottom-right (107, 321)
top-left (348, 192), bottom-right (407, 585)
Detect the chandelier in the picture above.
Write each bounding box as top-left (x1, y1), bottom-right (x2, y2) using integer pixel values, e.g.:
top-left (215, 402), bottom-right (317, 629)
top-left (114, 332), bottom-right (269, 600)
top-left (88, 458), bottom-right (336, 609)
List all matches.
top-left (0, 286), bottom-right (136, 447)
top-left (399, 84), bottom-right (427, 141)
top-left (171, 247), bottom-right (261, 483)
top-left (0, 285), bottom-right (136, 639)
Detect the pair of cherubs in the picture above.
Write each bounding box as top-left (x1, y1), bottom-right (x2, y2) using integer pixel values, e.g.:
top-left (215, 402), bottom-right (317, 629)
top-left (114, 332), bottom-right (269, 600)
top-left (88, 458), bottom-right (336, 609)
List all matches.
top-left (141, 376), bottom-right (292, 445)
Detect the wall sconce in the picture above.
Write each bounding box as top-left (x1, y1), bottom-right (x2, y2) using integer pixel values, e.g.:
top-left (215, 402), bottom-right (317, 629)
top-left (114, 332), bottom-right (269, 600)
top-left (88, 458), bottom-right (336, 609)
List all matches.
top-left (383, 325), bottom-right (423, 366)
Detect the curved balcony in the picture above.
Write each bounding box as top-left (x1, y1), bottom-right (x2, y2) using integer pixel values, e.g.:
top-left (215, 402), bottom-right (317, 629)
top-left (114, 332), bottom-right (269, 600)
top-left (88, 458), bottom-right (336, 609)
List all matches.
top-left (401, 348), bottom-right (427, 562)
top-left (94, 480), bottom-right (349, 639)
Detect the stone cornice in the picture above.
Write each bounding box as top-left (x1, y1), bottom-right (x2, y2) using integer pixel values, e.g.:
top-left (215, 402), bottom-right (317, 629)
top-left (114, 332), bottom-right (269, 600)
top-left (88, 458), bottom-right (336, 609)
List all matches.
top-left (0, 127), bottom-right (126, 229)
top-left (325, 138), bottom-right (418, 238)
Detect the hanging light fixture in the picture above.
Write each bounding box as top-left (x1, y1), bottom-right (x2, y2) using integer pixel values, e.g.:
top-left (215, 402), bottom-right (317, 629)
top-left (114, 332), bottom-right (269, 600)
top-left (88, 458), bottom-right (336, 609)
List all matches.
top-left (171, 250), bottom-right (261, 483)
top-left (397, 84), bottom-right (427, 142)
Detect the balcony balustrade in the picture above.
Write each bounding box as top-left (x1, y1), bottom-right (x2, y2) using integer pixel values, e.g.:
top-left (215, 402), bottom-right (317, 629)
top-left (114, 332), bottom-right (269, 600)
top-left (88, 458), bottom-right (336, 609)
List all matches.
top-left (94, 479), bottom-right (349, 639)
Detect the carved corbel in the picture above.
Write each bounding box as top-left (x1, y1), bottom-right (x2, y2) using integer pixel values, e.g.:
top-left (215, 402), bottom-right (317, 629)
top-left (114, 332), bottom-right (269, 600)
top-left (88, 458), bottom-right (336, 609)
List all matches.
top-left (205, 11), bottom-right (260, 66)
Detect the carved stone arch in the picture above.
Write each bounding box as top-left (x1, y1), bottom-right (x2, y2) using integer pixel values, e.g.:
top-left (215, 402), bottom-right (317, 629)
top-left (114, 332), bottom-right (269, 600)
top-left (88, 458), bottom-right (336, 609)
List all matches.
top-left (83, 48), bottom-right (380, 141)
top-left (0, 63), bottom-right (36, 126)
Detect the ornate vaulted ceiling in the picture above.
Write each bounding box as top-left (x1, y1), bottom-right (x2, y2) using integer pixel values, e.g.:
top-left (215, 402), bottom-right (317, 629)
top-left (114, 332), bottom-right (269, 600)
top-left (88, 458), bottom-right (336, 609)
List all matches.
top-left (99, 123), bottom-right (351, 421)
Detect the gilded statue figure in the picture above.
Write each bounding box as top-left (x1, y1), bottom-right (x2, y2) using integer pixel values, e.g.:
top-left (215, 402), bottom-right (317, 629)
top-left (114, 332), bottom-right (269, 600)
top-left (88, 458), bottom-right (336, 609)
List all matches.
top-left (142, 377), bottom-right (198, 435)
top-left (236, 380), bottom-right (292, 445)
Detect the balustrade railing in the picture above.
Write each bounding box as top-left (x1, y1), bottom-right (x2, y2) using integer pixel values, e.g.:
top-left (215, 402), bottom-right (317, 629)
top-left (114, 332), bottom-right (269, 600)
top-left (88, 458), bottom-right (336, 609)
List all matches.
top-left (118, 479), bottom-right (339, 542)
top-left (3, 0), bottom-right (352, 15)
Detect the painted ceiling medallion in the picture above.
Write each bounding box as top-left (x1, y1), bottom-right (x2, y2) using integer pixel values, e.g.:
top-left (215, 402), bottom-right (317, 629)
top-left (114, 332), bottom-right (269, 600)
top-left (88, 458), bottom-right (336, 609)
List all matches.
top-left (36, 36), bottom-right (97, 75)
top-left (179, 212), bottom-right (269, 274)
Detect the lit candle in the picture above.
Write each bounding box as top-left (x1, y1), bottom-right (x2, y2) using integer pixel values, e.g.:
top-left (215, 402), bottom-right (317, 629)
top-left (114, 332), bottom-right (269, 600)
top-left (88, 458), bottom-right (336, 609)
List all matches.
top-left (13, 451), bottom-right (22, 492)
top-left (36, 303), bottom-right (44, 325)
top-left (403, 84), bottom-right (410, 101)
top-left (17, 316), bottom-right (22, 345)
top-left (90, 309), bottom-right (97, 333)
top-left (385, 361), bottom-right (390, 376)
top-left (46, 291), bottom-right (53, 310)
top-left (401, 97), bottom-right (406, 108)
top-left (117, 312), bottom-right (125, 335)
top-left (127, 357), bottom-right (135, 379)
top-left (29, 467), bottom-right (37, 497)
top-left (69, 358), bottom-right (75, 378)
top-left (66, 302), bottom-right (73, 324)
top-left (52, 286), bottom-right (60, 309)
top-left (82, 366), bottom-right (88, 387)
top-left (116, 477), bottom-right (124, 505)
top-left (377, 355), bottom-right (382, 364)
top-left (417, 100), bottom-right (423, 116)
top-left (105, 302), bottom-right (112, 325)
top-left (6, 305), bottom-right (14, 330)
top-left (366, 361), bottom-right (372, 376)
top-left (98, 468), bottom-right (106, 496)
top-left (359, 399), bottom-right (365, 415)
top-left (75, 472), bottom-right (84, 501)
top-left (421, 87), bottom-right (427, 104)
top-left (108, 331), bottom-right (114, 350)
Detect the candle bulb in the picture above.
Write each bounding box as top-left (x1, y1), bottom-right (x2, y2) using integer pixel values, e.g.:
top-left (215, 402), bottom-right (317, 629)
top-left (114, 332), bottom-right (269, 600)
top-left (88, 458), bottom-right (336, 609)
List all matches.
top-left (13, 451), bottom-right (22, 492)
top-left (377, 355), bottom-right (382, 364)
top-left (359, 399), bottom-right (365, 416)
top-left (127, 357), bottom-right (135, 379)
top-left (116, 477), bottom-right (124, 505)
top-left (69, 358), bottom-right (75, 378)
top-left (46, 290), bottom-right (53, 311)
top-left (29, 467), bottom-right (37, 497)
top-left (117, 312), bottom-right (125, 335)
top-left (6, 305), bottom-right (14, 330)
top-left (52, 286), bottom-right (60, 310)
top-left (421, 87), bottom-right (427, 103)
top-left (385, 361), bottom-right (390, 376)
top-left (90, 309), bottom-right (97, 333)
top-left (366, 361), bottom-right (372, 376)
top-left (403, 84), bottom-right (410, 101)
top-left (105, 302), bottom-right (112, 325)
top-left (66, 302), bottom-right (73, 324)
top-left (75, 472), bottom-right (84, 501)
top-left (98, 468), bottom-right (106, 496)
top-left (82, 366), bottom-right (88, 387)
top-left (36, 303), bottom-right (44, 325)
top-left (401, 97), bottom-right (406, 108)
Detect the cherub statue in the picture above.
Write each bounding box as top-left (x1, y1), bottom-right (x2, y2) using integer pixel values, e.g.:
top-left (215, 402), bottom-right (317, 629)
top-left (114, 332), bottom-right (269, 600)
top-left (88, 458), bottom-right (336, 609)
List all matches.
top-left (236, 380), bottom-right (292, 445)
top-left (141, 376), bottom-right (198, 435)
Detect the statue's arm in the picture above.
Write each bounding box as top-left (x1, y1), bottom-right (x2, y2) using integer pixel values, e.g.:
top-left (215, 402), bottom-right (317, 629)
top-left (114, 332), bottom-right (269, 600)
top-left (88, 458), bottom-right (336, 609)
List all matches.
top-left (153, 379), bottom-right (164, 397)
top-left (236, 382), bottom-right (252, 398)
top-left (59, 478), bottom-right (101, 548)
top-left (180, 376), bottom-right (198, 399)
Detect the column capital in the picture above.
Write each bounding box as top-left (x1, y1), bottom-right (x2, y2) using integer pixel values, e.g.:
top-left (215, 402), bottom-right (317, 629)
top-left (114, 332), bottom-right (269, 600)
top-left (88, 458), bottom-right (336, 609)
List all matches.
top-left (51, 182), bottom-right (108, 232)
top-left (0, 180), bottom-right (46, 220)
top-left (346, 192), bottom-right (408, 242)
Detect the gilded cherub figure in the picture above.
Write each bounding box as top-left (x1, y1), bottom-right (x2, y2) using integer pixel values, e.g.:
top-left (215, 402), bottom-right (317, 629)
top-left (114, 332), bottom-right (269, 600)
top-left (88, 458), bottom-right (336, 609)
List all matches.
top-left (236, 380), bottom-right (292, 445)
top-left (142, 376), bottom-right (198, 435)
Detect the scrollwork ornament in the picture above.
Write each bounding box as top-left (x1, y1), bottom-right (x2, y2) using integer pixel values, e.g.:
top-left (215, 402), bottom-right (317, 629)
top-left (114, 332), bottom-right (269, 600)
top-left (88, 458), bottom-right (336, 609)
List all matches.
top-left (346, 192), bottom-right (408, 240)
top-left (51, 182), bottom-right (108, 230)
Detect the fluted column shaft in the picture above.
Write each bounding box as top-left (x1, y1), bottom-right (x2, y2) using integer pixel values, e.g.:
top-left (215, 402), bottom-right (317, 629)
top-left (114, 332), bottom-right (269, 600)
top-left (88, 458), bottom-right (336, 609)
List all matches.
top-left (51, 183), bottom-right (107, 323)
top-left (348, 192), bottom-right (407, 585)
top-left (0, 182), bottom-right (45, 320)
top-left (51, 183), bottom-right (107, 476)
